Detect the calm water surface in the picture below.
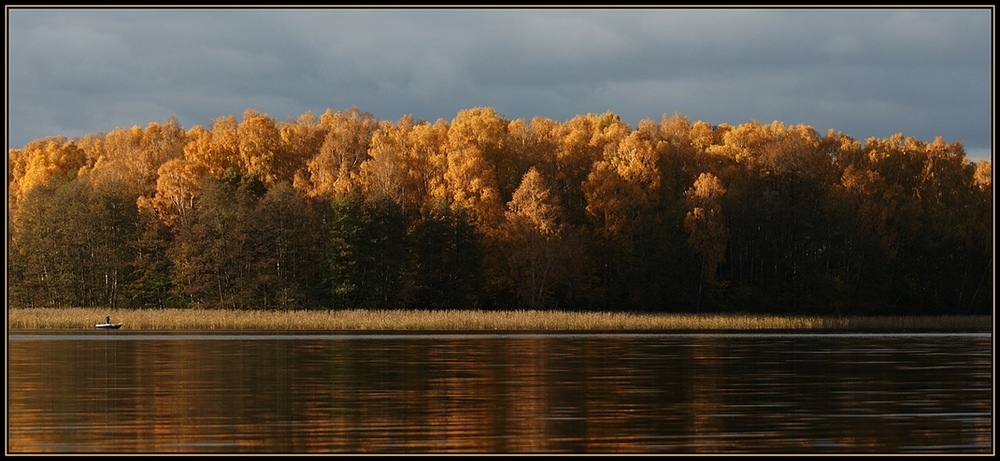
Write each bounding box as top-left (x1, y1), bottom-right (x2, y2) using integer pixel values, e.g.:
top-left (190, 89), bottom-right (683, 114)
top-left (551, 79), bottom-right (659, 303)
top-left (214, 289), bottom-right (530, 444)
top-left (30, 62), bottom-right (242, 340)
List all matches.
top-left (7, 330), bottom-right (993, 454)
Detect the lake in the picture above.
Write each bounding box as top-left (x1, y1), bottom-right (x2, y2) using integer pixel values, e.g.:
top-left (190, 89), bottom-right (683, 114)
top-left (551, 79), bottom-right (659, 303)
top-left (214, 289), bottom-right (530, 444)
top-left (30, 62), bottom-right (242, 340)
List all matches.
top-left (6, 330), bottom-right (993, 454)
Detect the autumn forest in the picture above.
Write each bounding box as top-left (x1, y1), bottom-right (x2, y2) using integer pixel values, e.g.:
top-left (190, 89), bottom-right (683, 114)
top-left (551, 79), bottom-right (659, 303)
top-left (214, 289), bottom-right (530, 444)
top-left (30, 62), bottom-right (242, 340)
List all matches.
top-left (7, 107), bottom-right (993, 315)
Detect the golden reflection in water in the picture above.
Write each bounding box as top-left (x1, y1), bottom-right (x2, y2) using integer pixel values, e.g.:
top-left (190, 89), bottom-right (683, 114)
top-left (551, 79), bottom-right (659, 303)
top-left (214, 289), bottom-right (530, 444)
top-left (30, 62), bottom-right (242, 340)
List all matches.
top-left (7, 333), bottom-right (993, 454)
top-left (690, 334), bottom-right (727, 453)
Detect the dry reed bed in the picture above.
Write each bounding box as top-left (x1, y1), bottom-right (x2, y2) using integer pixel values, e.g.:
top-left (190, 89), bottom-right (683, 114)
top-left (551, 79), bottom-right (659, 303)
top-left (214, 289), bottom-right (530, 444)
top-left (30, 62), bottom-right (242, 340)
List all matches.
top-left (7, 307), bottom-right (991, 331)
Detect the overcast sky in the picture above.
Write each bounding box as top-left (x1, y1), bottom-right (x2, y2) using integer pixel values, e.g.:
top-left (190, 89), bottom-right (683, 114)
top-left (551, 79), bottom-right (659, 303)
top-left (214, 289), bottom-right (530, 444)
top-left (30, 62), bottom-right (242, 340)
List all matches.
top-left (6, 7), bottom-right (994, 161)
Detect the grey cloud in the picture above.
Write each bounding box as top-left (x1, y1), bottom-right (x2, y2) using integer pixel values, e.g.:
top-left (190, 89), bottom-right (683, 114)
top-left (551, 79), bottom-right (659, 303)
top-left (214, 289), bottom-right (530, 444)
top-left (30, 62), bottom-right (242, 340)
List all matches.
top-left (6, 7), bottom-right (992, 162)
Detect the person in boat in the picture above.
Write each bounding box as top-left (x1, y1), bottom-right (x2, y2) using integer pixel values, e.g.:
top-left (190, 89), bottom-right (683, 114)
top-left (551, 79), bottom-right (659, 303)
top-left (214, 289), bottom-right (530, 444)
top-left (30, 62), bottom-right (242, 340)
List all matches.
top-left (105, 316), bottom-right (111, 325)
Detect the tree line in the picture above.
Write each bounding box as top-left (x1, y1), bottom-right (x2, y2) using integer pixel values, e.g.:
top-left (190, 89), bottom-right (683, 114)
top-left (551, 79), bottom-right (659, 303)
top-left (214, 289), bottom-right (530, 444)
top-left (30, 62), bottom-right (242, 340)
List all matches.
top-left (7, 107), bottom-right (993, 315)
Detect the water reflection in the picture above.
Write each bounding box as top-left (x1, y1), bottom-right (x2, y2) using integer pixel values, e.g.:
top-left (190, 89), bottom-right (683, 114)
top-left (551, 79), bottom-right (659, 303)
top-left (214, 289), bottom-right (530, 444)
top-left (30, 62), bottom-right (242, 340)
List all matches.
top-left (7, 331), bottom-right (992, 453)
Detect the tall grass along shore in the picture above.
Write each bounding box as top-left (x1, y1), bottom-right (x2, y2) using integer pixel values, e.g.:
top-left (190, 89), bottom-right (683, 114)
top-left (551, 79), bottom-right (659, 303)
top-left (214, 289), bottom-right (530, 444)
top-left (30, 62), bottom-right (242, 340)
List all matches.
top-left (7, 307), bottom-right (992, 331)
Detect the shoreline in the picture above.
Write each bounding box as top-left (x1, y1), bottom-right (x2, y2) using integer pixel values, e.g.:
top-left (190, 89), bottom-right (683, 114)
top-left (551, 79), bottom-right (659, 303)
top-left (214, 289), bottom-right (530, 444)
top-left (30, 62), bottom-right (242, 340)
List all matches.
top-left (7, 308), bottom-right (993, 331)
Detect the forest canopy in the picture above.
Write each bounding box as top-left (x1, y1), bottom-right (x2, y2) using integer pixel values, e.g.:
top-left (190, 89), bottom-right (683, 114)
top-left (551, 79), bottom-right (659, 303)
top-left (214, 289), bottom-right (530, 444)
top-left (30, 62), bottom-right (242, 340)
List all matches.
top-left (7, 107), bottom-right (993, 315)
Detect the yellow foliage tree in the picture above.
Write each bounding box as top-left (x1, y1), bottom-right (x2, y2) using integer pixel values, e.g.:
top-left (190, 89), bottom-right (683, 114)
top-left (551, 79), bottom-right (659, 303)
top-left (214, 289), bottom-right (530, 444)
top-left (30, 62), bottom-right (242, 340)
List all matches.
top-left (236, 109), bottom-right (282, 186)
top-left (183, 115), bottom-right (241, 178)
top-left (80, 118), bottom-right (187, 195)
top-left (302, 107), bottom-right (379, 197)
top-left (442, 107), bottom-right (509, 230)
top-left (142, 158), bottom-right (210, 228)
top-left (684, 172), bottom-right (730, 306)
top-left (8, 136), bottom-right (88, 217)
top-left (557, 112), bottom-right (631, 225)
top-left (280, 112), bottom-right (326, 192)
top-left (359, 115), bottom-right (417, 209)
top-left (583, 130), bottom-right (660, 238)
top-left (973, 160), bottom-right (991, 192)
top-left (410, 119), bottom-right (451, 210)
top-left (503, 167), bottom-right (568, 309)
top-left (706, 119), bottom-right (769, 163)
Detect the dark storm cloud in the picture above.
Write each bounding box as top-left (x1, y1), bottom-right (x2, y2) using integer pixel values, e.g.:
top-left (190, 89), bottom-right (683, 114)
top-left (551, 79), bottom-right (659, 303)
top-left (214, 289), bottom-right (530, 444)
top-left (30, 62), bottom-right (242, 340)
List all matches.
top-left (6, 7), bottom-right (992, 161)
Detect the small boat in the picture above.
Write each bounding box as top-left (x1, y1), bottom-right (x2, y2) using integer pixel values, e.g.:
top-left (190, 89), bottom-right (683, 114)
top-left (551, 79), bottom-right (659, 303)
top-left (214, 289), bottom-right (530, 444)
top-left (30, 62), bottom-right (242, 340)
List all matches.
top-left (97, 317), bottom-right (122, 329)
